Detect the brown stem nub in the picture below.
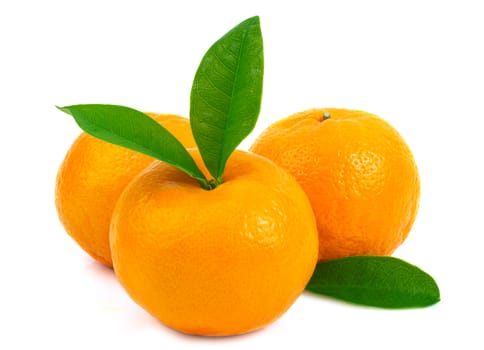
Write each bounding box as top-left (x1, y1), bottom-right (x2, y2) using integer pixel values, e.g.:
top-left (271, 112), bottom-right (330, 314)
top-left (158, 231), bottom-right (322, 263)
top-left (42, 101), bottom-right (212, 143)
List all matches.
top-left (322, 111), bottom-right (331, 121)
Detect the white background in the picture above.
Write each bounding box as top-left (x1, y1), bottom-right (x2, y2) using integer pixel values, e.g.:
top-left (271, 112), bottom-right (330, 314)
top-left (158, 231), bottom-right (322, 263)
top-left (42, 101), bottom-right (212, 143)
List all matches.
top-left (1, 0), bottom-right (483, 348)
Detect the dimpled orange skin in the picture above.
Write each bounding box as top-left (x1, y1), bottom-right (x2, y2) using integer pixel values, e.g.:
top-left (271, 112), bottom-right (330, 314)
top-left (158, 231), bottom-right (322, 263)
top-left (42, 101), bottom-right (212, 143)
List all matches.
top-left (55, 113), bottom-right (196, 267)
top-left (250, 108), bottom-right (420, 262)
top-left (110, 150), bottom-right (318, 336)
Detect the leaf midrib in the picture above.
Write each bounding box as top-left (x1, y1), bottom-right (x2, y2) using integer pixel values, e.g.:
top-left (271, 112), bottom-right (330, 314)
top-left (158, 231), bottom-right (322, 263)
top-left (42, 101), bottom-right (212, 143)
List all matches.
top-left (81, 112), bottom-right (178, 162)
top-left (215, 29), bottom-right (249, 179)
top-left (66, 106), bottom-right (205, 181)
top-left (308, 282), bottom-right (434, 295)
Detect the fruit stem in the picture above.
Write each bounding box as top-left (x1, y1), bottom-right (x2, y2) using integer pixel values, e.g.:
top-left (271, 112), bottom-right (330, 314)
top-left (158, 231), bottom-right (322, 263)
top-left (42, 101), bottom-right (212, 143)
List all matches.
top-left (197, 178), bottom-right (219, 191)
top-left (209, 179), bottom-right (219, 189)
top-left (197, 178), bottom-right (211, 190)
top-left (322, 111), bottom-right (331, 121)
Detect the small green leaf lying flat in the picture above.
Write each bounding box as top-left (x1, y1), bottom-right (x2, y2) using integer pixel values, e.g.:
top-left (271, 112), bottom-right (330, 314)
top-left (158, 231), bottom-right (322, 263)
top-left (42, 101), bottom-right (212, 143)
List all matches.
top-left (190, 16), bottom-right (264, 183)
top-left (57, 104), bottom-right (210, 188)
top-left (305, 256), bottom-right (440, 309)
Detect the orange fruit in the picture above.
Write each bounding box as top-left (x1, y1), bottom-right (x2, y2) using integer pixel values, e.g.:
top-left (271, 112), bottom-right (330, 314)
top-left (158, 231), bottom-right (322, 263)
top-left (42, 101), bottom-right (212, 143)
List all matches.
top-left (55, 113), bottom-right (196, 267)
top-left (110, 150), bottom-right (318, 336)
top-left (250, 108), bottom-right (420, 262)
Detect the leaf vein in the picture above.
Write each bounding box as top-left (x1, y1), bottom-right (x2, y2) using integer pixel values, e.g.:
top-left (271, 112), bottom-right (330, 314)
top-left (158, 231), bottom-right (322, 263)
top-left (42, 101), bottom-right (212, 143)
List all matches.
top-left (215, 28), bottom-right (248, 176)
top-left (212, 49), bottom-right (237, 74)
top-left (195, 89), bottom-right (229, 116)
top-left (199, 71), bottom-right (232, 100)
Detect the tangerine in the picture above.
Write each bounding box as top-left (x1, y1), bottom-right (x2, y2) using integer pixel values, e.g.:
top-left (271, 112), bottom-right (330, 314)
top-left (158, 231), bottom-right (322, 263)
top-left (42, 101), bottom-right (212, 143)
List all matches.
top-left (55, 113), bottom-right (196, 266)
top-left (110, 150), bottom-right (318, 336)
top-left (250, 108), bottom-right (420, 261)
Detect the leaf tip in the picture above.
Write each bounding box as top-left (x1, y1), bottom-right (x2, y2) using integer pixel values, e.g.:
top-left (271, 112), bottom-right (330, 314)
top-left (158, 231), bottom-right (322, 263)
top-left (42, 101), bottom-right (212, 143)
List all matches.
top-left (56, 105), bottom-right (71, 115)
top-left (430, 279), bottom-right (441, 304)
top-left (245, 15), bottom-right (261, 29)
top-left (235, 15), bottom-right (260, 29)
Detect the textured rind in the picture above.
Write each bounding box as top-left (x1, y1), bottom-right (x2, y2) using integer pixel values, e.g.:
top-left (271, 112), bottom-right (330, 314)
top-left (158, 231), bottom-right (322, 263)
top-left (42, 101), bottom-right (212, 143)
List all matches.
top-left (110, 150), bottom-right (319, 336)
top-left (250, 108), bottom-right (420, 261)
top-left (55, 113), bottom-right (196, 266)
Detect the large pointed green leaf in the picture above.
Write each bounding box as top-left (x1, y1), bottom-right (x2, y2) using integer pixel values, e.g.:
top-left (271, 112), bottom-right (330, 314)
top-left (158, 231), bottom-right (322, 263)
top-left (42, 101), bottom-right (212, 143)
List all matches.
top-left (306, 256), bottom-right (440, 309)
top-left (57, 104), bottom-right (210, 188)
top-left (190, 16), bottom-right (264, 183)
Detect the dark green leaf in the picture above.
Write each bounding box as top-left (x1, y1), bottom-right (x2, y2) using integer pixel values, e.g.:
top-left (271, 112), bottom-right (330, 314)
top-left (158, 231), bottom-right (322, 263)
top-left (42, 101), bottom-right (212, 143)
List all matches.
top-left (306, 256), bottom-right (440, 309)
top-left (57, 104), bottom-right (210, 188)
top-left (190, 16), bottom-right (264, 182)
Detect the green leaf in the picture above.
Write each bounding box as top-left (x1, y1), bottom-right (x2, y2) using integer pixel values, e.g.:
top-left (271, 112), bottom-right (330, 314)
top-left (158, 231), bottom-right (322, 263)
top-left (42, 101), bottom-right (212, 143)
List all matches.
top-left (190, 16), bottom-right (264, 182)
top-left (57, 104), bottom-right (210, 188)
top-left (305, 256), bottom-right (440, 309)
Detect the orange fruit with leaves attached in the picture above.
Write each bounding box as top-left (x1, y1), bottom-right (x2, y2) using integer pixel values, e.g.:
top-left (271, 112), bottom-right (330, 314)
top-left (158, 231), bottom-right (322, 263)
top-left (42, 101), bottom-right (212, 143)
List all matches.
top-left (250, 108), bottom-right (420, 262)
top-left (55, 113), bottom-right (196, 267)
top-left (110, 150), bottom-right (318, 336)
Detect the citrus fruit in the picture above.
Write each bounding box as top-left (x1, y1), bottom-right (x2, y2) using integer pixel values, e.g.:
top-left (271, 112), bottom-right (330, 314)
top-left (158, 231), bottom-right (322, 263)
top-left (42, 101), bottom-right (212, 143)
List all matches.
top-left (110, 150), bottom-right (318, 336)
top-left (250, 108), bottom-right (420, 262)
top-left (55, 113), bottom-right (196, 267)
